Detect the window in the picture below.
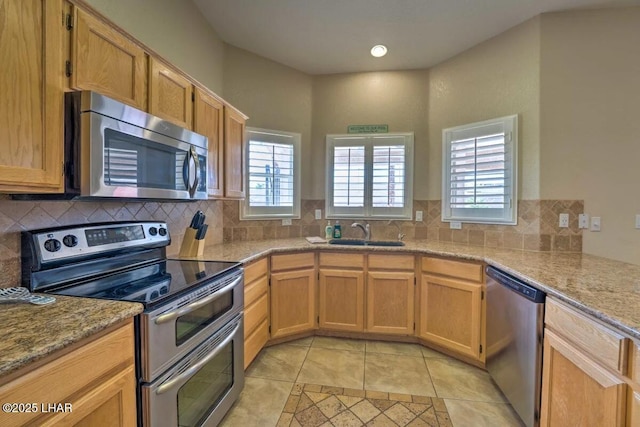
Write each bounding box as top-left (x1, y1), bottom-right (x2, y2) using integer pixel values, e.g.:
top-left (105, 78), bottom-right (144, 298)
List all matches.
top-left (442, 115), bottom-right (518, 225)
top-left (243, 128), bottom-right (301, 219)
top-left (326, 133), bottom-right (413, 219)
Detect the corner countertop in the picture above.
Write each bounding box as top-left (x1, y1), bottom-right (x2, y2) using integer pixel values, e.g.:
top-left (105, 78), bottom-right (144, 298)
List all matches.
top-left (196, 238), bottom-right (640, 340)
top-left (0, 296), bottom-right (143, 378)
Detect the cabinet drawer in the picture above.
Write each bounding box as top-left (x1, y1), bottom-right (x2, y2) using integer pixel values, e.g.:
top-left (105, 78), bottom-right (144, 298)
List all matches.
top-left (245, 293), bottom-right (268, 338)
top-left (319, 252), bottom-right (364, 269)
top-left (368, 254), bottom-right (414, 270)
top-left (271, 252), bottom-right (315, 271)
top-left (422, 257), bottom-right (483, 282)
top-left (244, 318), bottom-right (269, 370)
top-left (244, 257), bottom-right (268, 285)
top-left (0, 321), bottom-right (134, 426)
top-left (245, 275), bottom-right (268, 307)
top-left (545, 298), bottom-right (628, 374)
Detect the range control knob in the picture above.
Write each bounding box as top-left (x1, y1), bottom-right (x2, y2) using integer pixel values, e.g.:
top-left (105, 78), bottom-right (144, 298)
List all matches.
top-left (158, 228), bottom-right (167, 237)
top-left (44, 239), bottom-right (62, 252)
top-left (62, 235), bottom-right (78, 247)
top-left (148, 227), bottom-right (158, 236)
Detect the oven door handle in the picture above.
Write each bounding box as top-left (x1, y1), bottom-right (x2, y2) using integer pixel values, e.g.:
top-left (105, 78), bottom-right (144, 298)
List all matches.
top-left (155, 321), bottom-right (241, 395)
top-left (154, 275), bottom-right (242, 325)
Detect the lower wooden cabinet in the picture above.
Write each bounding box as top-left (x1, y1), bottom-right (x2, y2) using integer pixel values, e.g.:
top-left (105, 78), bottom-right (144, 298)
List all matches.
top-left (0, 320), bottom-right (136, 427)
top-left (318, 269), bottom-right (364, 332)
top-left (270, 267), bottom-right (316, 339)
top-left (419, 274), bottom-right (483, 361)
top-left (366, 271), bottom-right (415, 335)
top-left (630, 388), bottom-right (640, 427)
top-left (243, 258), bottom-right (269, 368)
top-left (540, 329), bottom-right (627, 427)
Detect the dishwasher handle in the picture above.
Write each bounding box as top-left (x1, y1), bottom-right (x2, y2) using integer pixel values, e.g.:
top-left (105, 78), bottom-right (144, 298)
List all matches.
top-left (486, 266), bottom-right (545, 303)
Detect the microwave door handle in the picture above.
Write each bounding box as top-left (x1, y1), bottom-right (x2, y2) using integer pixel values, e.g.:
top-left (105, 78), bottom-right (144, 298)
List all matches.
top-left (182, 150), bottom-right (191, 195)
top-left (154, 275), bottom-right (242, 324)
top-left (155, 321), bottom-right (241, 395)
top-left (189, 146), bottom-right (200, 198)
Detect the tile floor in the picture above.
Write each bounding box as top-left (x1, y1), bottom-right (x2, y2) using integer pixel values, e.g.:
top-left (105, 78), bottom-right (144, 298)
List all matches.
top-left (220, 337), bottom-right (525, 427)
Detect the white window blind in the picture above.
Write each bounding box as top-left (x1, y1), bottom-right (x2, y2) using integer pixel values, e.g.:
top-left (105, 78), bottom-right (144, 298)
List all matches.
top-left (243, 128), bottom-right (301, 219)
top-left (442, 115), bottom-right (517, 225)
top-left (326, 133), bottom-right (413, 219)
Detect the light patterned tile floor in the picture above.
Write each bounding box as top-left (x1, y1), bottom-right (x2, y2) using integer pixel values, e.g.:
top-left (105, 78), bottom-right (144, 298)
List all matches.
top-left (221, 337), bottom-right (524, 426)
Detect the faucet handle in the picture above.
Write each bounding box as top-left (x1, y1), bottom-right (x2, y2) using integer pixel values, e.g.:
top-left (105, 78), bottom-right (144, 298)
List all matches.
top-left (398, 233), bottom-right (405, 241)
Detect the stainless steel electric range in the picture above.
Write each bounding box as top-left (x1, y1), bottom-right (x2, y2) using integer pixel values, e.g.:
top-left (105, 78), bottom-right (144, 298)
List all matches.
top-left (21, 221), bottom-right (244, 427)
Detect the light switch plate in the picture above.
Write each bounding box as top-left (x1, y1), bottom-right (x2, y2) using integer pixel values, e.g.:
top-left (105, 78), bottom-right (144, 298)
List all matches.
top-left (415, 211), bottom-right (424, 222)
top-left (578, 213), bottom-right (589, 229)
top-left (315, 209), bottom-right (322, 220)
top-left (590, 216), bottom-right (601, 232)
top-left (282, 219), bottom-right (292, 226)
top-left (636, 214), bottom-right (640, 229)
top-left (450, 221), bottom-right (462, 230)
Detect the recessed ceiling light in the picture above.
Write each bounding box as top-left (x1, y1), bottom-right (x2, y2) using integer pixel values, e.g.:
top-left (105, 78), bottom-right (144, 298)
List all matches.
top-left (370, 45), bottom-right (387, 58)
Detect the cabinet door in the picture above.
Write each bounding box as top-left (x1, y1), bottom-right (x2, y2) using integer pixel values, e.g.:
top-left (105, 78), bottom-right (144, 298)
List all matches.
top-left (270, 268), bottom-right (316, 338)
top-left (366, 271), bottom-right (414, 335)
top-left (148, 57), bottom-right (193, 129)
top-left (420, 274), bottom-right (483, 361)
top-left (540, 330), bottom-right (626, 427)
top-left (629, 389), bottom-right (640, 427)
top-left (194, 88), bottom-right (224, 198)
top-left (319, 269), bottom-right (364, 332)
top-left (0, 0), bottom-right (64, 192)
top-left (223, 107), bottom-right (246, 199)
top-left (71, 6), bottom-right (147, 110)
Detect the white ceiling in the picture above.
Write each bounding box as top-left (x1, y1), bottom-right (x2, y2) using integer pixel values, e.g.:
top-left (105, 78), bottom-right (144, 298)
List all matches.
top-left (193, 0), bottom-right (640, 75)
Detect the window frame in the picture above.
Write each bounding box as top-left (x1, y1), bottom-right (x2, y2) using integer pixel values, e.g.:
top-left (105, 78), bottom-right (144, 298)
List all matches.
top-left (242, 127), bottom-right (301, 220)
top-left (325, 132), bottom-right (414, 220)
top-left (441, 115), bottom-right (518, 225)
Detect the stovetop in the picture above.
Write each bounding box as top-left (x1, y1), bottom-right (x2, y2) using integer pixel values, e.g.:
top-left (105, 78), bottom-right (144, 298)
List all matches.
top-left (49, 258), bottom-right (240, 308)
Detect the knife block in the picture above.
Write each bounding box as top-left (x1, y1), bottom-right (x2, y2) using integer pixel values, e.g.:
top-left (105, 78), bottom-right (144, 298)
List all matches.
top-left (179, 228), bottom-right (205, 258)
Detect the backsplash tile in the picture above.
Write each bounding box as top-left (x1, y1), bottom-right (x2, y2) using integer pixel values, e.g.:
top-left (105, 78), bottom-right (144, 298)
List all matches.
top-left (0, 195), bottom-right (223, 287)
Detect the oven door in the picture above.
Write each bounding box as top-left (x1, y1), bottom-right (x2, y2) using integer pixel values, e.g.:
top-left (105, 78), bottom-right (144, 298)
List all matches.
top-left (139, 269), bottom-right (244, 381)
top-left (82, 111), bottom-right (207, 200)
top-left (142, 314), bottom-right (244, 427)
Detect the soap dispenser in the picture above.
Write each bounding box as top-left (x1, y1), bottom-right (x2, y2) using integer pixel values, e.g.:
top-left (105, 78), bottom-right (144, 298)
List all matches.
top-left (333, 221), bottom-right (342, 239)
top-left (325, 221), bottom-right (333, 240)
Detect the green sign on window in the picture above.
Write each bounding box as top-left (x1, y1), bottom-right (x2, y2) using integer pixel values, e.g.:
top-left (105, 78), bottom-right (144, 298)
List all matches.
top-left (347, 124), bottom-right (388, 134)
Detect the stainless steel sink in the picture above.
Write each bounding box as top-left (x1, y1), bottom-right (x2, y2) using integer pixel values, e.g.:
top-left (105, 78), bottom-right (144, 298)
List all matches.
top-left (328, 239), bottom-right (405, 247)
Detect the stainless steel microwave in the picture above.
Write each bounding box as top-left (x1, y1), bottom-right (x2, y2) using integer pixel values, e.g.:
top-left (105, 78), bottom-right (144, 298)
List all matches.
top-left (61, 91), bottom-right (208, 200)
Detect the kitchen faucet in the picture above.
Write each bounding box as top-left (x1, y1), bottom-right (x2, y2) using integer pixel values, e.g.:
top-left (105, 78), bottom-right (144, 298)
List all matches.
top-left (351, 222), bottom-right (371, 241)
top-left (388, 220), bottom-right (405, 241)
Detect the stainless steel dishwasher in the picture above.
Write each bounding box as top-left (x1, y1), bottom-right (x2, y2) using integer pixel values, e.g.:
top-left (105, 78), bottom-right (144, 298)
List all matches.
top-left (486, 266), bottom-right (545, 427)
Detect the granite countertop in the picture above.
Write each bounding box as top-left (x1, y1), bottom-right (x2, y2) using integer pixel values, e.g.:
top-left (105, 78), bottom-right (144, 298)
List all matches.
top-left (0, 296), bottom-right (143, 378)
top-left (198, 238), bottom-right (640, 340)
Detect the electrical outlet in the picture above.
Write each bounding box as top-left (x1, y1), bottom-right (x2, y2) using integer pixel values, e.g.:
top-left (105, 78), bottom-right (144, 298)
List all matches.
top-left (579, 213), bottom-right (589, 229)
top-left (590, 216), bottom-right (601, 232)
top-left (415, 211), bottom-right (424, 222)
top-left (559, 213), bottom-right (569, 228)
top-left (282, 219), bottom-right (292, 226)
top-left (315, 209), bottom-right (322, 220)
top-left (450, 221), bottom-right (462, 230)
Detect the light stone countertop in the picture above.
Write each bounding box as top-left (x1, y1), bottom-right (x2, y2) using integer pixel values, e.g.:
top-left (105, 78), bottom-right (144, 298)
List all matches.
top-left (0, 295), bottom-right (143, 378)
top-left (195, 238), bottom-right (640, 340)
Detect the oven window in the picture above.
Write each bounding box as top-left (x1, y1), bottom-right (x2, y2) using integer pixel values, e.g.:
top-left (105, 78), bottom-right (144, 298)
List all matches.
top-left (175, 293), bottom-right (233, 346)
top-left (177, 343), bottom-right (233, 427)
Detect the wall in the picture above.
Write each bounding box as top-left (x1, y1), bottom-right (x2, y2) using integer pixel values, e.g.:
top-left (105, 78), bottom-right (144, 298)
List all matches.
top-left (222, 45), bottom-right (314, 197)
top-left (428, 16), bottom-right (541, 200)
top-left (83, 0), bottom-right (225, 93)
top-left (311, 70), bottom-right (430, 199)
top-left (540, 7), bottom-right (640, 264)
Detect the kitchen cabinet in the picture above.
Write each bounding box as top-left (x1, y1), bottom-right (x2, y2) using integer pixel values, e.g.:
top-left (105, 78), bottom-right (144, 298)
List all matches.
top-left (270, 252), bottom-right (316, 338)
top-left (194, 88), bottom-right (225, 198)
top-left (69, 4), bottom-right (147, 110)
top-left (540, 298), bottom-right (633, 427)
top-left (0, 320), bottom-right (136, 427)
top-left (148, 57), bottom-right (193, 129)
top-left (318, 253), bottom-right (365, 332)
top-left (0, 0), bottom-right (64, 193)
top-left (419, 257), bottom-right (485, 363)
top-left (366, 254), bottom-right (415, 335)
top-left (223, 106), bottom-right (248, 199)
top-left (243, 257), bottom-right (269, 369)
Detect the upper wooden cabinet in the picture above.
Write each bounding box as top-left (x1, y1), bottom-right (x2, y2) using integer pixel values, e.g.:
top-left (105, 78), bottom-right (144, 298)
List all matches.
top-left (224, 106), bottom-right (247, 199)
top-left (0, 0), bottom-right (64, 192)
top-left (419, 256), bottom-right (485, 363)
top-left (194, 88), bottom-right (225, 198)
top-left (148, 57), bottom-right (193, 129)
top-left (70, 5), bottom-right (147, 110)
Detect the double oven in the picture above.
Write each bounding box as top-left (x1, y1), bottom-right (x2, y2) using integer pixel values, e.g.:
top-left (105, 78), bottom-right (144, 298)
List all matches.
top-left (21, 221), bottom-right (244, 427)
